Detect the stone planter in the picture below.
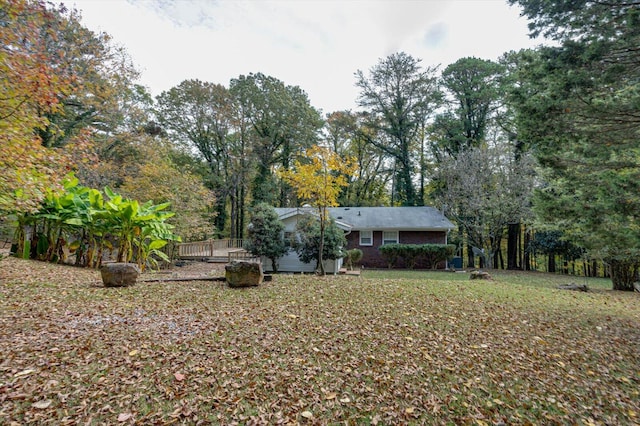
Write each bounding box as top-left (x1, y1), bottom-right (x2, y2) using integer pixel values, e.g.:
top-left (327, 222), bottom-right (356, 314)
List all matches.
top-left (225, 261), bottom-right (263, 288)
top-left (101, 263), bottom-right (141, 287)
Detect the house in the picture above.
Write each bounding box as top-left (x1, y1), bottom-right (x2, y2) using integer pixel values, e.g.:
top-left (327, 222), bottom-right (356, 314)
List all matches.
top-left (266, 207), bottom-right (352, 274)
top-left (328, 206), bottom-right (456, 269)
top-left (268, 206), bottom-right (455, 272)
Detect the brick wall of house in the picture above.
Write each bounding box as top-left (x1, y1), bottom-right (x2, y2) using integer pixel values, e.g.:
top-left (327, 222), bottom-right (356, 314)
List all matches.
top-left (345, 230), bottom-right (448, 269)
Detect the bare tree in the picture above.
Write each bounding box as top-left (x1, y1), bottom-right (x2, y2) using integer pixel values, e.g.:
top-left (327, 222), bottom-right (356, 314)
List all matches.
top-left (435, 145), bottom-right (535, 268)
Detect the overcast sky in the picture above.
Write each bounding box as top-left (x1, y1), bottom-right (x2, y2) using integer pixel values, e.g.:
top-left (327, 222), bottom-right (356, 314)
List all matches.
top-left (70, 0), bottom-right (544, 114)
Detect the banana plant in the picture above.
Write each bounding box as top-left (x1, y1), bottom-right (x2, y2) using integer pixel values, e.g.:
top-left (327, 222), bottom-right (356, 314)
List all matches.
top-left (101, 187), bottom-right (180, 268)
top-left (15, 174), bottom-right (180, 270)
top-left (32, 175), bottom-right (89, 263)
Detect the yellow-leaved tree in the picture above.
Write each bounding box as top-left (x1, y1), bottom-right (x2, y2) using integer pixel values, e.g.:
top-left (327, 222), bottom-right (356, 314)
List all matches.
top-left (279, 145), bottom-right (357, 275)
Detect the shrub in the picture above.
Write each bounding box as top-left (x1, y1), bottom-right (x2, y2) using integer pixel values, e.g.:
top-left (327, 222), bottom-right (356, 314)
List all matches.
top-left (345, 248), bottom-right (363, 270)
top-left (378, 243), bottom-right (402, 268)
top-left (378, 243), bottom-right (456, 269)
top-left (421, 244), bottom-right (456, 269)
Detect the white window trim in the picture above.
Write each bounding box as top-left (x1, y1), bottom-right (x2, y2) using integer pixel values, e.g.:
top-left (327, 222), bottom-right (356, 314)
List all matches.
top-left (359, 230), bottom-right (373, 246)
top-left (382, 230), bottom-right (399, 245)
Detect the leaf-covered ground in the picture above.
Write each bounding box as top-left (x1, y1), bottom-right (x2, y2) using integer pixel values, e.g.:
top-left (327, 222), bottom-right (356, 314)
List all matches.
top-left (1, 258), bottom-right (639, 425)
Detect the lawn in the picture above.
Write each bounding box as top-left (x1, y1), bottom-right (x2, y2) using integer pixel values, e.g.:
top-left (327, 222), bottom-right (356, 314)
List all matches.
top-left (1, 258), bottom-right (639, 425)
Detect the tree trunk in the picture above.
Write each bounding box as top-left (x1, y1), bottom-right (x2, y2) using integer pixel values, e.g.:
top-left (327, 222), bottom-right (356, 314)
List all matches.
top-left (609, 259), bottom-right (639, 291)
top-left (467, 240), bottom-right (475, 269)
top-left (238, 184), bottom-right (246, 239)
top-left (507, 222), bottom-right (520, 270)
top-left (547, 252), bottom-right (556, 273)
top-left (523, 228), bottom-right (531, 271)
top-left (230, 192), bottom-right (237, 240)
top-left (317, 211), bottom-right (326, 276)
top-left (491, 236), bottom-right (501, 269)
top-left (399, 161), bottom-right (415, 206)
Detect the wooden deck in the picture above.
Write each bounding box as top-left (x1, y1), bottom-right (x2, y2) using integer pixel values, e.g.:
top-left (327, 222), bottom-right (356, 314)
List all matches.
top-left (178, 239), bottom-right (259, 263)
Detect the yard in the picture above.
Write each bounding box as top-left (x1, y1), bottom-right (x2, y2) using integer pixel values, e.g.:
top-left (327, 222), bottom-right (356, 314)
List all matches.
top-left (1, 257), bottom-right (639, 425)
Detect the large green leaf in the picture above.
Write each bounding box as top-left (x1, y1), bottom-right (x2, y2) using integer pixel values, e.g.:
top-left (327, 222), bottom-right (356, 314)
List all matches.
top-left (148, 239), bottom-right (168, 250)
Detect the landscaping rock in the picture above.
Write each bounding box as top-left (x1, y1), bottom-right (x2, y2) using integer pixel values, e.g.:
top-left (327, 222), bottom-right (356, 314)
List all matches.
top-left (225, 261), bottom-right (263, 288)
top-left (101, 263), bottom-right (140, 287)
top-left (469, 270), bottom-right (492, 280)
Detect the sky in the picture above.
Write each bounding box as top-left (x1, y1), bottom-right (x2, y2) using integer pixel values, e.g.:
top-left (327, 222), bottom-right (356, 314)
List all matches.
top-left (70, 0), bottom-right (545, 114)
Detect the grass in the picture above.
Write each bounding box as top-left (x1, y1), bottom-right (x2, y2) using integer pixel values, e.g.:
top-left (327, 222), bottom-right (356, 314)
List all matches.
top-left (1, 257), bottom-right (639, 425)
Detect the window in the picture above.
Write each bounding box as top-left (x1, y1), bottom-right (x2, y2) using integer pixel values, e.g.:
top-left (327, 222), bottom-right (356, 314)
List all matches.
top-left (359, 230), bottom-right (373, 246)
top-left (382, 231), bottom-right (398, 245)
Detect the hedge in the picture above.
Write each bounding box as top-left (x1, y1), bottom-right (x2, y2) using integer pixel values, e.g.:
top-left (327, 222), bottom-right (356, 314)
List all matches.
top-left (378, 243), bottom-right (456, 269)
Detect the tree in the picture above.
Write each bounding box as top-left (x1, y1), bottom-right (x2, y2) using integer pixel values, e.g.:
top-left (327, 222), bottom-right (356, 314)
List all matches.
top-left (32, 6), bottom-right (138, 149)
top-left (431, 57), bottom-right (504, 160)
top-left (529, 230), bottom-right (583, 274)
top-left (355, 52), bottom-right (440, 206)
top-left (324, 111), bottom-right (391, 206)
top-left (245, 203), bottom-right (287, 273)
top-left (1, 0), bottom-right (139, 217)
top-left (230, 73), bottom-right (323, 207)
top-left (434, 146), bottom-right (535, 269)
top-left (509, 0), bottom-right (640, 290)
top-left (293, 214), bottom-right (347, 271)
top-left (155, 79), bottom-right (234, 236)
top-left (0, 0), bottom-right (72, 214)
top-left (118, 136), bottom-right (216, 243)
top-left (279, 146), bottom-right (356, 275)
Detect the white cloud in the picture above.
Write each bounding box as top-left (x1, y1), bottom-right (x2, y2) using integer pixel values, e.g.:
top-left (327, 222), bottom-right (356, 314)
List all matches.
top-left (71, 0), bottom-right (544, 114)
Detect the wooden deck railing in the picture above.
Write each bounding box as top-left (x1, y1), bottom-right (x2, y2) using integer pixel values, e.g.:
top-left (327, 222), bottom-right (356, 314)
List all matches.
top-left (227, 249), bottom-right (260, 263)
top-left (178, 239), bottom-right (245, 258)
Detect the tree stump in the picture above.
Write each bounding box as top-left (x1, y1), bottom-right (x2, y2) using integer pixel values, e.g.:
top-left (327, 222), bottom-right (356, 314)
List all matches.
top-left (101, 263), bottom-right (140, 287)
top-left (225, 261), bottom-right (263, 288)
top-left (469, 270), bottom-right (492, 280)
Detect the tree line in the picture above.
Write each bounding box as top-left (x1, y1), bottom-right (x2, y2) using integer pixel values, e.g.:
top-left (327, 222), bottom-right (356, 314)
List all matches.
top-left (1, 0), bottom-right (638, 289)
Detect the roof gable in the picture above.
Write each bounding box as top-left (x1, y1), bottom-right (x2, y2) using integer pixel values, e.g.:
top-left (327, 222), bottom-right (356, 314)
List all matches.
top-left (274, 207), bottom-right (352, 230)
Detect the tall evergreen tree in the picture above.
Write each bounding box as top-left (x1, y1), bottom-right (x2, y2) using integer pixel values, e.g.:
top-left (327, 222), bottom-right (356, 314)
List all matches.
top-left (510, 0), bottom-right (640, 289)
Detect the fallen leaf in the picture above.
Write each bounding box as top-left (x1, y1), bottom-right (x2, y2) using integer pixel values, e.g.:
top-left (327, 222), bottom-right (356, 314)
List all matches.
top-left (117, 412), bottom-right (132, 422)
top-left (32, 400), bottom-right (51, 409)
top-left (325, 392), bottom-right (337, 400)
top-left (174, 372), bottom-right (185, 381)
top-left (129, 350), bottom-right (138, 357)
top-left (301, 411), bottom-right (313, 419)
top-left (14, 369), bottom-right (35, 378)
top-left (339, 397), bottom-right (351, 403)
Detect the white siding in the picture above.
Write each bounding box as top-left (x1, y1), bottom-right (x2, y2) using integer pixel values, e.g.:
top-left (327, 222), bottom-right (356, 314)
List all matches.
top-left (261, 214), bottom-right (343, 274)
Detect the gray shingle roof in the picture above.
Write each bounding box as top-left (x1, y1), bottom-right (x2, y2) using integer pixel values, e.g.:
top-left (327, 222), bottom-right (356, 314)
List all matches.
top-left (275, 207), bottom-right (455, 231)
